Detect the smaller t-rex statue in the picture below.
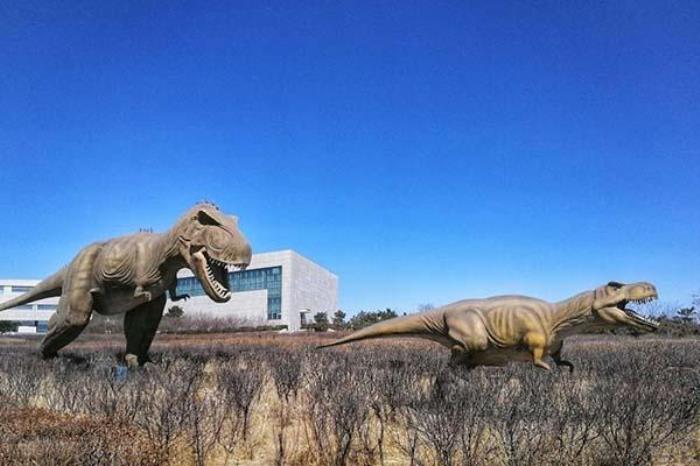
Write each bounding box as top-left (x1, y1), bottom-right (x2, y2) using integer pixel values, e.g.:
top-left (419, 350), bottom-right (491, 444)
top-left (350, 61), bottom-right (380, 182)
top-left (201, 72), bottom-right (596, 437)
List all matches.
top-left (0, 203), bottom-right (252, 367)
top-left (319, 282), bottom-right (659, 371)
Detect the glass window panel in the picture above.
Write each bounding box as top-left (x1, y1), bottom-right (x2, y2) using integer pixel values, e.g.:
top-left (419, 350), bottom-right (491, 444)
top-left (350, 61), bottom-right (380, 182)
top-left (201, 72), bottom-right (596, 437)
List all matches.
top-left (11, 286), bottom-right (33, 293)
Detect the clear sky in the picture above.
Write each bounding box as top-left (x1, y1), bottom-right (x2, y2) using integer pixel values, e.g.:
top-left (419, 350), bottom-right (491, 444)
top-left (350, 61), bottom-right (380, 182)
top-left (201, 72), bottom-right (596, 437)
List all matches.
top-left (1, 1), bottom-right (698, 314)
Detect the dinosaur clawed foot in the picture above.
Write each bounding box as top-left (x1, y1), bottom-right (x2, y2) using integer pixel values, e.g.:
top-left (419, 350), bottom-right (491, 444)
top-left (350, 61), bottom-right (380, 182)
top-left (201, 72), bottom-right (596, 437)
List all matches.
top-left (125, 353), bottom-right (140, 369)
top-left (555, 360), bottom-right (575, 373)
top-left (125, 353), bottom-right (157, 370)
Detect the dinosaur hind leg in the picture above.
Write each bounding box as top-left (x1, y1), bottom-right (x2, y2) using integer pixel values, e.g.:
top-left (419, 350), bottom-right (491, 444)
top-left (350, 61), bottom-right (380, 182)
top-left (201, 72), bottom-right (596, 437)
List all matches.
top-left (525, 332), bottom-right (551, 370)
top-left (445, 312), bottom-right (489, 354)
top-left (550, 340), bottom-right (574, 373)
top-left (124, 294), bottom-right (166, 368)
top-left (40, 244), bottom-right (101, 359)
top-left (40, 291), bottom-right (93, 359)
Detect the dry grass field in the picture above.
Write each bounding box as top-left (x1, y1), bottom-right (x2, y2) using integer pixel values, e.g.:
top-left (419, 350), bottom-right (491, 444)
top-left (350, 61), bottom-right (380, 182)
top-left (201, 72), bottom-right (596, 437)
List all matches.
top-left (0, 331), bottom-right (698, 466)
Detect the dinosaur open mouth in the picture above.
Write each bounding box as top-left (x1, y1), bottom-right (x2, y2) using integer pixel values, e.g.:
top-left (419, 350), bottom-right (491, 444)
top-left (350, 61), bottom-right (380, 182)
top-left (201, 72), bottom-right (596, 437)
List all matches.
top-left (618, 296), bottom-right (660, 328)
top-left (193, 249), bottom-right (249, 302)
top-left (204, 252), bottom-right (232, 300)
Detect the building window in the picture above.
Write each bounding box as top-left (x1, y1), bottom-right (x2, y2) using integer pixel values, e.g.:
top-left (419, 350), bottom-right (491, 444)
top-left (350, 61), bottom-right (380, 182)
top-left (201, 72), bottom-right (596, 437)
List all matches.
top-left (15, 305), bottom-right (33, 310)
top-left (175, 277), bottom-right (202, 298)
top-left (231, 266), bottom-right (283, 320)
top-left (11, 286), bottom-right (33, 293)
top-left (175, 266), bottom-right (284, 320)
top-left (37, 304), bottom-right (57, 311)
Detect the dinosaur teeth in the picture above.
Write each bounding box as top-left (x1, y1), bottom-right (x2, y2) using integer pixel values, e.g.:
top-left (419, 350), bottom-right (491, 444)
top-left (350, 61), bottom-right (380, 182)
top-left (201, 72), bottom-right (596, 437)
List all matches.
top-left (637, 314), bottom-right (659, 326)
top-left (202, 256), bottom-right (232, 298)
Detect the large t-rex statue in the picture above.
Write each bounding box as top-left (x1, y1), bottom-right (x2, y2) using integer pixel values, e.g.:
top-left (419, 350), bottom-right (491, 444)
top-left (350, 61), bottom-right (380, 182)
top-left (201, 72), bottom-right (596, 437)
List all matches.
top-left (319, 282), bottom-right (659, 371)
top-left (0, 203), bottom-right (252, 367)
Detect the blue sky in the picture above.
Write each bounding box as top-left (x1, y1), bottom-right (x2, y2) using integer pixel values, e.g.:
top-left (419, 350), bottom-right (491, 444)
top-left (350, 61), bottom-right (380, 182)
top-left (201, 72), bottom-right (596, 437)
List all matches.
top-left (1, 1), bottom-right (698, 314)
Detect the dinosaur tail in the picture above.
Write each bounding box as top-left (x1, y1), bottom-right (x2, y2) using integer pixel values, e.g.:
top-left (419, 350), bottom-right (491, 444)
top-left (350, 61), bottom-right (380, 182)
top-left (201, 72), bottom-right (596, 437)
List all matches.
top-left (317, 310), bottom-right (447, 349)
top-left (0, 267), bottom-right (65, 312)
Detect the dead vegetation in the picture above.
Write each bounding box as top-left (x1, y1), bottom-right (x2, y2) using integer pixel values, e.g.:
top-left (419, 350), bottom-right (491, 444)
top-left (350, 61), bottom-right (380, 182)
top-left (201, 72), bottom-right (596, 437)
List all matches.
top-left (0, 333), bottom-right (698, 465)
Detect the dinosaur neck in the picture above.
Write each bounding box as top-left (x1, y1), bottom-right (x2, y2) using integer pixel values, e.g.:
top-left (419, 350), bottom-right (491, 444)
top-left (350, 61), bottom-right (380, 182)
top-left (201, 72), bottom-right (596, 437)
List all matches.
top-left (551, 291), bottom-right (595, 336)
top-left (155, 228), bottom-right (186, 270)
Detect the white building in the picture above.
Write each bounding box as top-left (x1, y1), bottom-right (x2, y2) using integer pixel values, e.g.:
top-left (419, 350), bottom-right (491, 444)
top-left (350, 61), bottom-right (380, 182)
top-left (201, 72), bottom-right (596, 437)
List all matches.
top-left (172, 250), bottom-right (338, 331)
top-left (0, 250), bottom-right (338, 333)
top-left (0, 279), bottom-right (58, 332)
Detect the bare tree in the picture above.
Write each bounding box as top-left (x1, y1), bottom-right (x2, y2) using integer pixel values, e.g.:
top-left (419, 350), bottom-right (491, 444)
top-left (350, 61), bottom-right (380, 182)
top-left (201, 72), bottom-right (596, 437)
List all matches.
top-left (269, 349), bottom-right (304, 465)
top-left (216, 354), bottom-right (264, 459)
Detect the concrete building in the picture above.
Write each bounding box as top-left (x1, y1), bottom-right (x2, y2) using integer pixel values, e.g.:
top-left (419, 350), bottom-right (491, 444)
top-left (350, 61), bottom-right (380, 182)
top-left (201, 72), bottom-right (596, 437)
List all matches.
top-left (0, 250), bottom-right (338, 333)
top-left (172, 250), bottom-right (338, 331)
top-left (0, 279), bottom-right (58, 332)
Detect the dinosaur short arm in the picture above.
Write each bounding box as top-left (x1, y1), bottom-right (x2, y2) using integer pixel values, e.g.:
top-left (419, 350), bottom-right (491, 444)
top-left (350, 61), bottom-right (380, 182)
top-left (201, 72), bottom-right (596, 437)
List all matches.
top-left (134, 285), bottom-right (152, 302)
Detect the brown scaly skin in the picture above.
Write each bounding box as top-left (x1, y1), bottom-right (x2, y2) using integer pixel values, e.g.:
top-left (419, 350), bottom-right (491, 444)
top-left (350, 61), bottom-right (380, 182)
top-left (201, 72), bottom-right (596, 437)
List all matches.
top-left (319, 282), bottom-right (660, 372)
top-left (0, 203), bottom-right (252, 368)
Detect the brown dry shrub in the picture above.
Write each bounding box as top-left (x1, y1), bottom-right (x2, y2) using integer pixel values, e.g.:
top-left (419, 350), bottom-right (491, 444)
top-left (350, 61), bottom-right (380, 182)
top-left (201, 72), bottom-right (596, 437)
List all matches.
top-left (0, 406), bottom-right (159, 465)
top-left (0, 333), bottom-right (698, 465)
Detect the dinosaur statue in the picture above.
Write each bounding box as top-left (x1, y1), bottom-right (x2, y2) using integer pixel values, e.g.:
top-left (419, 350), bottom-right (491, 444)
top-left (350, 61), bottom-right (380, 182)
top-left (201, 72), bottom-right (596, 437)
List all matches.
top-left (0, 203), bottom-right (252, 367)
top-left (319, 281), bottom-right (659, 371)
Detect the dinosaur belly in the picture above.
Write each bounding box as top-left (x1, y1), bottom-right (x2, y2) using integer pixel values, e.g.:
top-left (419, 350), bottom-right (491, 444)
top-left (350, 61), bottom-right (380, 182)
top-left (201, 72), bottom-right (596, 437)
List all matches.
top-left (92, 287), bottom-right (165, 315)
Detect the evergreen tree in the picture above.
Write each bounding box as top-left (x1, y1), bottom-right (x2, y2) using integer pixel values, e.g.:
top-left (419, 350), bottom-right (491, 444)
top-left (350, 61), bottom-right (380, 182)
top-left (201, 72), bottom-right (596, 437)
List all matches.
top-left (332, 310), bottom-right (346, 329)
top-left (314, 312), bottom-right (329, 331)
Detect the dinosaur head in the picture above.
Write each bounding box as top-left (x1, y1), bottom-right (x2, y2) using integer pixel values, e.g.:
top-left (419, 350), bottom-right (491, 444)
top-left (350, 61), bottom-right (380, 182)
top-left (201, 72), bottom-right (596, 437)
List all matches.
top-left (176, 203), bottom-right (252, 302)
top-left (592, 281), bottom-right (660, 332)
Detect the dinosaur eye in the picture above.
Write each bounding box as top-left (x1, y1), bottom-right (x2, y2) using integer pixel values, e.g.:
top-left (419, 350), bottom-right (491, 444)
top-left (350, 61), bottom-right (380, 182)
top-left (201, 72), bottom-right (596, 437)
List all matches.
top-left (197, 209), bottom-right (221, 227)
